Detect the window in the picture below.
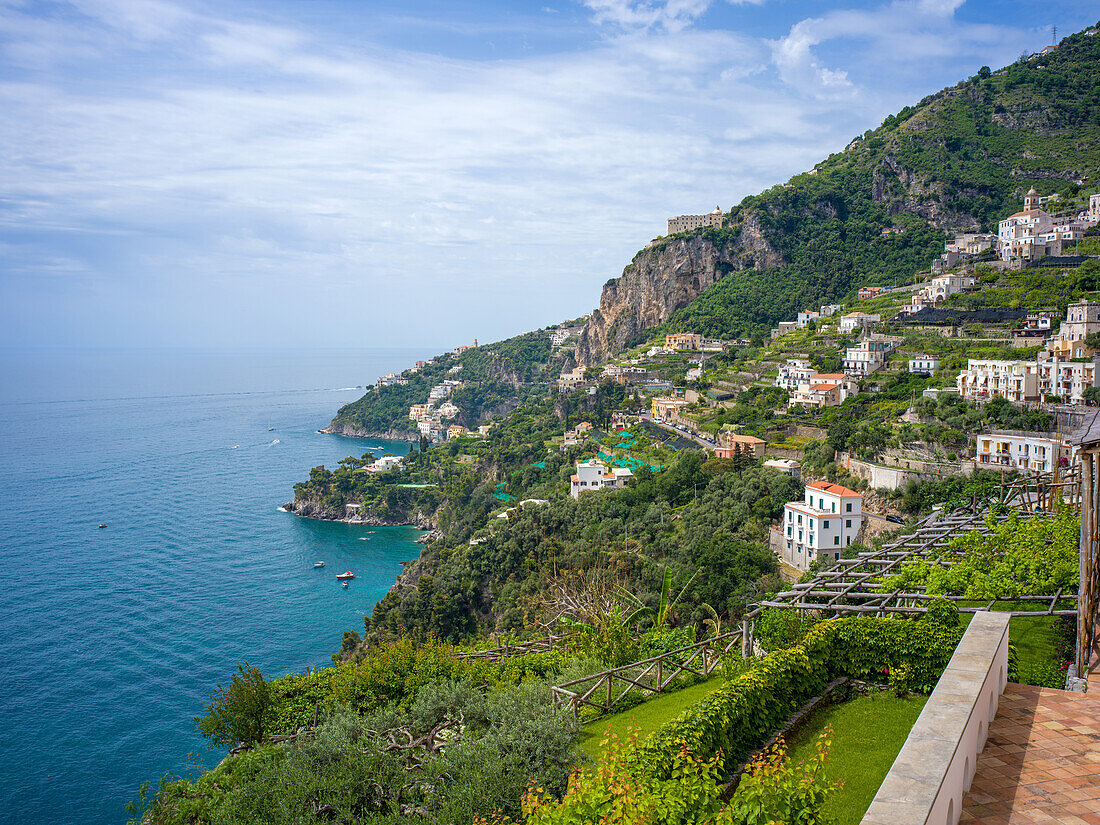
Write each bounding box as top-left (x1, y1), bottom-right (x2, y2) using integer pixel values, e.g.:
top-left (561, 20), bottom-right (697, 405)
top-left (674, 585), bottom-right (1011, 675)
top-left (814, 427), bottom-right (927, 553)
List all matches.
top-left (834, 536), bottom-right (840, 545)
top-left (809, 534), bottom-right (814, 547)
top-left (832, 502), bottom-right (836, 512)
top-left (787, 526), bottom-right (791, 536)
top-left (846, 519), bottom-right (852, 528)
top-left (846, 536), bottom-right (851, 546)
top-left (809, 519), bottom-right (814, 529)
top-left (846, 502), bottom-right (853, 512)
top-left (835, 553), bottom-right (840, 560)
top-left (823, 520), bottom-right (829, 529)
top-left (788, 511), bottom-right (793, 522)
top-left (799, 530), bottom-right (803, 542)
top-left (798, 514), bottom-right (803, 525)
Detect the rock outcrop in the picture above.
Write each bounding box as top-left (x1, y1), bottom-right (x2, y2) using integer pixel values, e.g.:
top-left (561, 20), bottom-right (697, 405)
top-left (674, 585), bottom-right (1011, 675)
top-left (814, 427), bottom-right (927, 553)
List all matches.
top-left (319, 423), bottom-right (417, 440)
top-left (574, 221), bottom-right (781, 366)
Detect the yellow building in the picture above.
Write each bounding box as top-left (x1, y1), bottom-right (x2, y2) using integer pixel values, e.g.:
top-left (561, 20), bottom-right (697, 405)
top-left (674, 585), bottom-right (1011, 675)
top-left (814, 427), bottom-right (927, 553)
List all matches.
top-left (665, 333), bottom-right (704, 350)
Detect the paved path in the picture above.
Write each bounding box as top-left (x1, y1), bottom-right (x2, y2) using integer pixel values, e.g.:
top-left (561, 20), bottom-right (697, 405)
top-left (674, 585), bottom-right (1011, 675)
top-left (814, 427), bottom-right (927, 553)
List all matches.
top-left (961, 683), bottom-right (1100, 825)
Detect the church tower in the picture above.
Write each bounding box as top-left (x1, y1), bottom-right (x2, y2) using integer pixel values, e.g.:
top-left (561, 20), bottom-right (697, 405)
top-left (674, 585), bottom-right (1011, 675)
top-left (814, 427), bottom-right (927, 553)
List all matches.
top-left (1024, 187), bottom-right (1039, 211)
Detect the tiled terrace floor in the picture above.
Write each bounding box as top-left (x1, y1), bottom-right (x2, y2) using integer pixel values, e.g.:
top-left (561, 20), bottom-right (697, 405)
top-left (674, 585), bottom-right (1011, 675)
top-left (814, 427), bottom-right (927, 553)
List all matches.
top-left (961, 683), bottom-right (1100, 825)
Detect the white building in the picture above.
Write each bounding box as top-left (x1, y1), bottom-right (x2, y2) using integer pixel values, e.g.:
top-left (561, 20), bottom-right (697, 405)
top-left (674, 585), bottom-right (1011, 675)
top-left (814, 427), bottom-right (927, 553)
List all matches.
top-left (956, 360), bottom-right (1039, 403)
top-left (839, 312), bottom-right (880, 334)
top-left (369, 455), bottom-right (403, 472)
top-left (843, 336), bottom-right (899, 378)
top-left (925, 273), bottom-right (978, 304)
top-left (1047, 300), bottom-right (1100, 359)
top-left (775, 359), bottom-right (815, 391)
top-left (437, 400), bottom-right (460, 419)
top-left (779, 481), bottom-right (864, 570)
top-left (945, 233), bottom-right (997, 255)
top-left (998, 189), bottom-right (1054, 261)
top-left (797, 311), bottom-right (820, 329)
top-left (558, 367), bottom-right (587, 390)
top-left (764, 458), bottom-right (801, 479)
top-left (787, 373), bottom-right (857, 409)
top-left (975, 431), bottom-right (1073, 474)
top-left (819, 304), bottom-right (843, 318)
top-left (570, 460), bottom-right (633, 499)
top-left (908, 355), bottom-right (941, 374)
top-left (1036, 357), bottom-right (1100, 404)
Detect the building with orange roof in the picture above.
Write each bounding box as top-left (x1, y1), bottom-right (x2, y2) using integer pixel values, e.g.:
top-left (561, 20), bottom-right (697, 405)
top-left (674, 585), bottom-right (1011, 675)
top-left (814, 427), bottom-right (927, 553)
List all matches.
top-left (775, 479), bottom-right (864, 571)
top-left (570, 459), bottom-right (633, 499)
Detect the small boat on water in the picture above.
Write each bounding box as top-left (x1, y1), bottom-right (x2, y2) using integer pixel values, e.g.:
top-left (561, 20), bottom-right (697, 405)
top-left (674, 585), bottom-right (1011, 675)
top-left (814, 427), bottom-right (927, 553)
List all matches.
top-left (336, 571), bottom-right (355, 580)
top-left (313, 562), bottom-right (325, 568)
top-left (342, 581), bottom-right (349, 588)
top-left (98, 523), bottom-right (108, 529)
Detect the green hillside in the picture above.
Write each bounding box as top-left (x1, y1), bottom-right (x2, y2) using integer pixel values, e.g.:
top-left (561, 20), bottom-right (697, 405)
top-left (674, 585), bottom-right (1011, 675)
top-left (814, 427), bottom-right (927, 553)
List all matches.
top-left (656, 24), bottom-right (1100, 341)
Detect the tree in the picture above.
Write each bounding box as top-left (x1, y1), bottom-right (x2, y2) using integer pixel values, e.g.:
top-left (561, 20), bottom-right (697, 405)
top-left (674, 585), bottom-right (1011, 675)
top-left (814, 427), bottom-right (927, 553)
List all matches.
top-left (195, 662), bottom-right (272, 748)
top-left (977, 65), bottom-right (992, 79)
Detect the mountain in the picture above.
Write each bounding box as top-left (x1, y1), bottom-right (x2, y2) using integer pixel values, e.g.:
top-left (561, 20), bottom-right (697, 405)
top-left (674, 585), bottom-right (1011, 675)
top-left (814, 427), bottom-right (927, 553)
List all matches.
top-left (575, 24), bottom-right (1100, 365)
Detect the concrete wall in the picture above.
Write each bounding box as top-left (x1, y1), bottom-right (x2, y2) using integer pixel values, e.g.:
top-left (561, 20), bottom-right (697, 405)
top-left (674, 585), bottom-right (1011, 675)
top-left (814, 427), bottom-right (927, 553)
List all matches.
top-left (861, 611), bottom-right (1010, 825)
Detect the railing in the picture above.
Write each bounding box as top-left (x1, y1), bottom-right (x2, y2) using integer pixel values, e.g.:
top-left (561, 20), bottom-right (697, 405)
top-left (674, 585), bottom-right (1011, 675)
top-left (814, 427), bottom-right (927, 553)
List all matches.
top-left (550, 630), bottom-right (744, 727)
top-left (456, 634), bottom-right (566, 661)
top-left (861, 611), bottom-right (1010, 825)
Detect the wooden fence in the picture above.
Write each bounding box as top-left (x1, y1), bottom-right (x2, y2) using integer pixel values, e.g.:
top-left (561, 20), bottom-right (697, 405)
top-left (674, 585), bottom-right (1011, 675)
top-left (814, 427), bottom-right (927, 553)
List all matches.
top-left (550, 630), bottom-right (744, 727)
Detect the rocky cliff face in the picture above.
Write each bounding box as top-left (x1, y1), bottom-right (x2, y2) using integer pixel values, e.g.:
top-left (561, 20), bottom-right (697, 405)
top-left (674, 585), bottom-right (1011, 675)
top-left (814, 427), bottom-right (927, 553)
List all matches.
top-left (574, 219), bottom-right (782, 366)
top-left (319, 423), bottom-right (417, 440)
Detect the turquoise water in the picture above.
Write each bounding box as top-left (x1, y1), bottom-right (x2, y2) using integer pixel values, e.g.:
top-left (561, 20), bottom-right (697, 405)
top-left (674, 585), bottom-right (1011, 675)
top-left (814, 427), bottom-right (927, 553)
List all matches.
top-left (0, 348), bottom-right (432, 825)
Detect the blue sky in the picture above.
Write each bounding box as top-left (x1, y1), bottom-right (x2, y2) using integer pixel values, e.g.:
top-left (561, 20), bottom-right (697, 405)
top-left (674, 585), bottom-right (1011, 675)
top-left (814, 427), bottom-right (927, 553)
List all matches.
top-left (1, 0), bottom-right (1096, 350)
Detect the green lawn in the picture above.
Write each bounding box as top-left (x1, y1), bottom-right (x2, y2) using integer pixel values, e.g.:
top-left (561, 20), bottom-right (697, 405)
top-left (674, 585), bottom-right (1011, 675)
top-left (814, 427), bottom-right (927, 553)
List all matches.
top-left (576, 678), bottom-right (727, 762)
top-left (785, 693), bottom-right (928, 825)
top-left (957, 607), bottom-right (1067, 687)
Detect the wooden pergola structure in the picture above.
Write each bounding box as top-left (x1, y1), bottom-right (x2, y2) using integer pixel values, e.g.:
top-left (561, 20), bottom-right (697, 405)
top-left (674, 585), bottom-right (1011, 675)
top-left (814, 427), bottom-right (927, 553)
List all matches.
top-left (746, 469), bottom-right (1083, 658)
top-left (1072, 410), bottom-right (1100, 683)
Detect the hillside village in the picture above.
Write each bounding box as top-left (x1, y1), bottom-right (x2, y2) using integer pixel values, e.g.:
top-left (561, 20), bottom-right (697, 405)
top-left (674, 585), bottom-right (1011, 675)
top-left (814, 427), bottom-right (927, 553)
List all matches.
top-left (154, 25), bottom-right (1100, 825)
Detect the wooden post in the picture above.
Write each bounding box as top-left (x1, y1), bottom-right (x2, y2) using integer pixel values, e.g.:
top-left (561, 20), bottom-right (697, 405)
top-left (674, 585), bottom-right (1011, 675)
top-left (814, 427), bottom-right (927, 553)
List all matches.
top-left (1077, 451), bottom-right (1094, 680)
top-left (657, 658), bottom-right (663, 693)
top-left (742, 620), bottom-right (750, 659)
top-left (606, 675), bottom-right (611, 710)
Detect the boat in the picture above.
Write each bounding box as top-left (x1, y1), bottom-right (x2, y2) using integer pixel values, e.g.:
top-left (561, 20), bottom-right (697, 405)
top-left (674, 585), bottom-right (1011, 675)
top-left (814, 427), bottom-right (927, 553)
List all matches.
top-left (336, 571), bottom-right (355, 580)
top-left (313, 562), bottom-right (325, 568)
top-left (98, 523), bottom-right (108, 529)
top-left (342, 581), bottom-right (349, 588)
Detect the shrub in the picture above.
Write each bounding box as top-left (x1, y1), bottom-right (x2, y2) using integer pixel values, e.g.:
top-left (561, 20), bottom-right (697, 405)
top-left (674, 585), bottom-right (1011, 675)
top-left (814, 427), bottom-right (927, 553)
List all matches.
top-left (194, 662), bottom-right (272, 749)
top-left (635, 616), bottom-right (963, 778)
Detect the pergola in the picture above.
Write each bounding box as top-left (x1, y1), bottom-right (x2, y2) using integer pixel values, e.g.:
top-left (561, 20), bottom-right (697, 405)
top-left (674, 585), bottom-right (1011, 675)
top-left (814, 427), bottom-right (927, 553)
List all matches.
top-left (744, 471), bottom-right (1081, 654)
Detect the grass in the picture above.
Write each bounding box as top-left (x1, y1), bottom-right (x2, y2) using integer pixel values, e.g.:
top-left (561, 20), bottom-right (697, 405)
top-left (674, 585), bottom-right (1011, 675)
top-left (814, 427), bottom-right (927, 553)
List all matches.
top-left (576, 677), bottom-right (727, 762)
top-left (785, 693), bottom-right (929, 825)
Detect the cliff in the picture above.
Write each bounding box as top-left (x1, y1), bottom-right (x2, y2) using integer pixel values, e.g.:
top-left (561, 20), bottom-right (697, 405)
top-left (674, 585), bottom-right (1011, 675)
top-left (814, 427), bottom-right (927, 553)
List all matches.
top-left (575, 27), bottom-right (1100, 363)
top-left (318, 422), bottom-right (417, 440)
top-left (283, 496), bottom-right (439, 529)
top-left (575, 221), bottom-right (781, 365)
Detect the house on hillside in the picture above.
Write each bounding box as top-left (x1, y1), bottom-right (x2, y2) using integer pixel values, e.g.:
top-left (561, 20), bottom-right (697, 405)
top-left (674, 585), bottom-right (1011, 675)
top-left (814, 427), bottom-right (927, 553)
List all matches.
top-left (570, 460), bottom-right (633, 499)
top-left (975, 431), bottom-right (1073, 474)
top-left (776, 481), bottom-right (864, 571)
top-left (839, 312), bottom-right (880, 334)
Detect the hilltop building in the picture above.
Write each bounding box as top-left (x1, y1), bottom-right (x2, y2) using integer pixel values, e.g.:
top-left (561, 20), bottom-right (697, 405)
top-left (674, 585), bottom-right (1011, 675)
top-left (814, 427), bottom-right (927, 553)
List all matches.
top-left (776, 481), bottom-right (864, 571)
top-left (665, 332), bottom-right (704, 350)
top-left (666, 206), bottom-right (723, 235)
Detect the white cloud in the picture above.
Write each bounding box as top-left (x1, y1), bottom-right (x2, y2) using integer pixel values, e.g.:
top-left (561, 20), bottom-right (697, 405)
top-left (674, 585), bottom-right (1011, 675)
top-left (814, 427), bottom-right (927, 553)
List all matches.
top-left (0, 0), bottom-right (1070, 347)
top-left (581, 0), bottom-right (713, 33)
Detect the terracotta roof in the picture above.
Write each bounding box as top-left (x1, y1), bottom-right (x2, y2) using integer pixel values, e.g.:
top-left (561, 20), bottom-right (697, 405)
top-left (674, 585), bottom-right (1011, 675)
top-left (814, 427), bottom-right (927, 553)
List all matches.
top-left (811, 383), bottom-right (839, 392)
top-left (812, 373), bottom-right (846, 381)
top-left (570, 475), bottom-right (579, 482)
top-left (808, 480), bottom-right (861, 497)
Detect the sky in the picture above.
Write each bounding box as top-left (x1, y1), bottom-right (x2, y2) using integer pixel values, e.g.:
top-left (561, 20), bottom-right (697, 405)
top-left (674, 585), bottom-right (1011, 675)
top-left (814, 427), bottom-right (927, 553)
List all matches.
top-left (1, 0), bottom-right (1097, 351)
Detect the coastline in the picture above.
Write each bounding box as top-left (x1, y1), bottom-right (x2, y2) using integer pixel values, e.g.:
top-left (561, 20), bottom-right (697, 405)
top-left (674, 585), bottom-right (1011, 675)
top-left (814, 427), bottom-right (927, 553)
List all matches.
top-left (319, 421), bottom-right (417, 441)
top-left (282, 497), bottom-right (440, 536)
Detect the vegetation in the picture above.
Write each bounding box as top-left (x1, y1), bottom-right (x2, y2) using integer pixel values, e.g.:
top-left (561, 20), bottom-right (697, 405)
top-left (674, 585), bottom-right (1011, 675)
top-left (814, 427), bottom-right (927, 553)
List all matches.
top-left (784, 693), bottom-right (930, 825)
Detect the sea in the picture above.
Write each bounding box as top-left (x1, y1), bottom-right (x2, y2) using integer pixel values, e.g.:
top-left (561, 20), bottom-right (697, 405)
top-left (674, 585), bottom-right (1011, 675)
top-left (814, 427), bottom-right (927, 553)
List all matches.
top-left (0, 347), bottom-right (435, 825)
